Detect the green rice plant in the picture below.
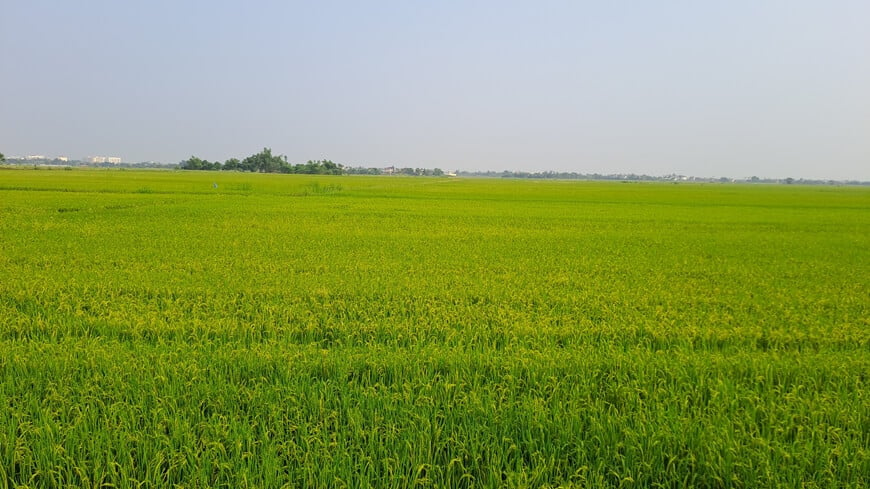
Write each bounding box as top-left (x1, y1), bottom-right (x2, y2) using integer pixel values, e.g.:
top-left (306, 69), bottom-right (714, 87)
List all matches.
top-left (0, 169), bottom-right (867, 487)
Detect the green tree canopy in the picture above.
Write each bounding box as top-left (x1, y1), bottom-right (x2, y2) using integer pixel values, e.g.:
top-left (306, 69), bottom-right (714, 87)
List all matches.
top-left (178, 149), bottom-right (348, 175)
top-left (241, 148), bottom-right (286, 173)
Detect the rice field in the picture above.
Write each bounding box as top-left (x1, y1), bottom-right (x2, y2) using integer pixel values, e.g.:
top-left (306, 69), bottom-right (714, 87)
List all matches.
top-left (0, 168), bottom-right (867, 488)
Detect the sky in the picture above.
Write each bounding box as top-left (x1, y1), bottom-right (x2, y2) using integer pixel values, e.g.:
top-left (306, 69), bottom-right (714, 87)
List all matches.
top-left (2, 1), bottom-right (868, 180)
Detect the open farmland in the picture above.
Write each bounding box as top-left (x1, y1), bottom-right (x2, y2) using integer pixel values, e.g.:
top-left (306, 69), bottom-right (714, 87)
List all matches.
top-left (0, 169), bottom-right (867, 488)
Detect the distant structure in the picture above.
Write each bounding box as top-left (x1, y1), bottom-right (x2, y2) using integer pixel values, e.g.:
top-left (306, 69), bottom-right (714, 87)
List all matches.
top-left (85, 156), bottom-right (122, 164)
top-left (24, 155), bottom-right (46, 160)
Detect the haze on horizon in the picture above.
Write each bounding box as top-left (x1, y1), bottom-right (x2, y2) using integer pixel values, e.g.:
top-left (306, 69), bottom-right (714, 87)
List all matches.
top-left (2, 1), bottom-right (868, 181)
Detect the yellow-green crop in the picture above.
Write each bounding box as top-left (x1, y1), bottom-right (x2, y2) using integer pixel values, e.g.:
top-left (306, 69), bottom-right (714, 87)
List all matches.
top-left (1, 168), bottom-right (867, 488)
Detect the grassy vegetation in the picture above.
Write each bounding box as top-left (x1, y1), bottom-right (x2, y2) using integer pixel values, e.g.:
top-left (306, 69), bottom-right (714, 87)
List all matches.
top-left (0, 168), bottom-right (867, 488)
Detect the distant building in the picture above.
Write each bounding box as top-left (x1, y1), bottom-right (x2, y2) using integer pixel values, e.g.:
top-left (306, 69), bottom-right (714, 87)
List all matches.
top-left (85, 156), bottom-right (122, 164)
top-left (56, 156), bottom-right (69, 162)
top-left (24, 155), bottom-right (46, 160)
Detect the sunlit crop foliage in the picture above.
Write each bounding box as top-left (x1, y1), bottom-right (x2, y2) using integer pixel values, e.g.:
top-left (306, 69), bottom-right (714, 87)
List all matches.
top-left (0, 168), bottom-right (867, 488)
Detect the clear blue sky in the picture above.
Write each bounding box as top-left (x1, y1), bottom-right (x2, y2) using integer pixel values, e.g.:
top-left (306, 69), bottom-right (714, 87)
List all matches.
top-left (3, 1), bottom-right (868, 179)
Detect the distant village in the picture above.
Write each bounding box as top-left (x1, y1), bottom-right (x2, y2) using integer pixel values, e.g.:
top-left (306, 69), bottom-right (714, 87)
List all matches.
top-left (2, 154), bottom-right (866, 186)
top-left (9, 154), bottom-right (126, 165)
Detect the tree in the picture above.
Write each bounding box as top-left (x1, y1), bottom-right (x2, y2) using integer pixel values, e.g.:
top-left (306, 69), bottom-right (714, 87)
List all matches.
top-left (0, 152), bottom-right (5, 162)
top-left (180, 156), bottom-right (207, 170)
top-left (320, 160), bottom-right (340, 174)
top-left (178, 150), bottom-right (348, 174)
top-left (241, 148), bottom-right (285, 173)
top-left (223, 158), bottom-right (240, 171)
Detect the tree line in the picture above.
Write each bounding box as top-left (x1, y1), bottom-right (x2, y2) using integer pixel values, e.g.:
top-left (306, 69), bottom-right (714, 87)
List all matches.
top-left (179, 148), bottom-right (452, 176)
top-left (179, 148), bottom-right (342, 175)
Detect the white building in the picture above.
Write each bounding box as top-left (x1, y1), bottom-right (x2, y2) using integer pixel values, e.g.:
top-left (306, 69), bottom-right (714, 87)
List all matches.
top-left (85, 156), bottom-right (122, 164)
